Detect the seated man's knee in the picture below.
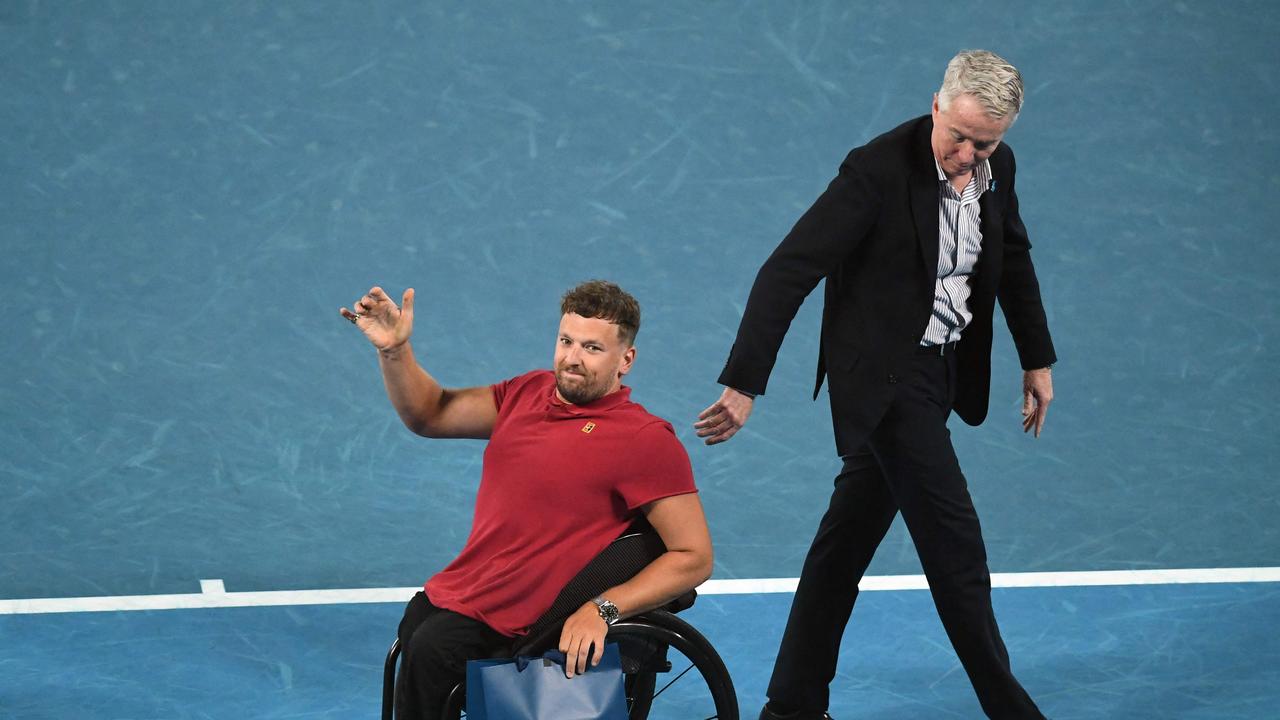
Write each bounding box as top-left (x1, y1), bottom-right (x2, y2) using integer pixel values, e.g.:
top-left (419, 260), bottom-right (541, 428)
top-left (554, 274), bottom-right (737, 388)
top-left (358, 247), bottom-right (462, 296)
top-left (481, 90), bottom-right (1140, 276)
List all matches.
top-left (404, 621), bottom-right (460, 675)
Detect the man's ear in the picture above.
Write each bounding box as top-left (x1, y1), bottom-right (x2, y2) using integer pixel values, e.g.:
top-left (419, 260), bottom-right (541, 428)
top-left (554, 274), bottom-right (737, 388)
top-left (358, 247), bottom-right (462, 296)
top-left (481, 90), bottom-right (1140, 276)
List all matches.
top-left (618, 345), bottom-right (637, 377)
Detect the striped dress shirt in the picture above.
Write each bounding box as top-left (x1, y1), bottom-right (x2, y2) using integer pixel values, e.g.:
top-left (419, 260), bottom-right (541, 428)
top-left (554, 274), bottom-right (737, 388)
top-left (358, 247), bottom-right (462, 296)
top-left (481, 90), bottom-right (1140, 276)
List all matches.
top-left (920, 158), bottom-right (992, 347)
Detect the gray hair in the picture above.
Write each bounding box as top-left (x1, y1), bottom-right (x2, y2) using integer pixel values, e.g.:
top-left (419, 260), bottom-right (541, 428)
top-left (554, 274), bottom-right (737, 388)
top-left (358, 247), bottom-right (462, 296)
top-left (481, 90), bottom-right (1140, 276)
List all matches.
top-left (937, 50), bottom-right (1024, 123)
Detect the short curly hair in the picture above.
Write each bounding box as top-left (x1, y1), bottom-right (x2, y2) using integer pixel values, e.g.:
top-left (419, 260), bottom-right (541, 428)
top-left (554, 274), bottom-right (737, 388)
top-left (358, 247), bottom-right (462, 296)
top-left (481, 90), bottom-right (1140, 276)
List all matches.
top-left (560, 280), bottom-right (641, 346)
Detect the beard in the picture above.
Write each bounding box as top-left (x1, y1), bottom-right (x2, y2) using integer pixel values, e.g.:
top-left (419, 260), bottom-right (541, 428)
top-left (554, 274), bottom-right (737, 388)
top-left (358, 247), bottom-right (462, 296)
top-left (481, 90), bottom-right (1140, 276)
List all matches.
top-left (555, 366), bottom-right (611, 405)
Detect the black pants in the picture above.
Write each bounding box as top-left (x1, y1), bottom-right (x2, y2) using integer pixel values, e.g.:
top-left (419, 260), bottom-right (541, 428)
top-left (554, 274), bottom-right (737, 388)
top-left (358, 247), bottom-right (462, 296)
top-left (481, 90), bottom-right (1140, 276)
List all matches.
top-left (766, 348), bottom-right (1044, 719)
top-left (394, 591), bottom-right (509, 720)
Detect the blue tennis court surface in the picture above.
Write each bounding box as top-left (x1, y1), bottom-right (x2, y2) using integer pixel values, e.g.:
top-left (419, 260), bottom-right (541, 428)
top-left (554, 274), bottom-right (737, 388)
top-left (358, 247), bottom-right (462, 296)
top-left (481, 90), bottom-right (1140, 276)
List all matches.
top-left (5, 583), bottom-right (1278, 718)
top-left (3, 1), bottom-right (1278, 717)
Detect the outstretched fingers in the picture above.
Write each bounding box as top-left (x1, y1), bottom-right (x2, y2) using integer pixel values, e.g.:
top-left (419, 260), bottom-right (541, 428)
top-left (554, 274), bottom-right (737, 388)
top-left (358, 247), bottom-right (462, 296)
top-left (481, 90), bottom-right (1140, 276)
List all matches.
top-left (399, 288), bottom-right (415, 326)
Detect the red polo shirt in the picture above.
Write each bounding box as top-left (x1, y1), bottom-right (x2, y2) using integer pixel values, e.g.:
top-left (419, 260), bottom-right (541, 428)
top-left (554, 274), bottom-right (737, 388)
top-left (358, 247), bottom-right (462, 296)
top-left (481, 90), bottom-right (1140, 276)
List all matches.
top-left (424, 370), bottom-right (697, 636)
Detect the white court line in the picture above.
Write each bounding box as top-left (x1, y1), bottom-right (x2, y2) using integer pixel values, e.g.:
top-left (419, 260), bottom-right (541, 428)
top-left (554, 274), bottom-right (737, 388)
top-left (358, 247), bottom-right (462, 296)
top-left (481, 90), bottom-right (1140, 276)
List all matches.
top-left (702, 566), bottom-right (1280, 594)
top-left (199, 578), bottom-right (226, 595)
top-left (2, 567), bottom-right (1278, 616)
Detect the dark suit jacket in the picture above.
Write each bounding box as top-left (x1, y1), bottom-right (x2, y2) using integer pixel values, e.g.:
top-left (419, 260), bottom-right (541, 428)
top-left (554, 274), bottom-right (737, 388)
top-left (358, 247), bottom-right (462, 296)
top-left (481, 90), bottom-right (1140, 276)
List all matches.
top-left (719, 115), bottom-right (1056, 456)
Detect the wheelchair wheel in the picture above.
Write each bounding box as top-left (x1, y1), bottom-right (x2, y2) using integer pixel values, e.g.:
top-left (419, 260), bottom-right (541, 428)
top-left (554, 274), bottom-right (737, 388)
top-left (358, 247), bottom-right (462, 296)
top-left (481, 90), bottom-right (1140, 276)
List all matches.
top-left (612, 610), bottom-right (738, 720)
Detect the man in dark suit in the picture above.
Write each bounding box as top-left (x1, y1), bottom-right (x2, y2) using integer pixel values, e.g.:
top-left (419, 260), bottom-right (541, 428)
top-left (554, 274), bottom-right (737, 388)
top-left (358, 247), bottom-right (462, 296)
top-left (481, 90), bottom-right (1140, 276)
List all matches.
top-left (695, 50), bottom-right (1055, 719)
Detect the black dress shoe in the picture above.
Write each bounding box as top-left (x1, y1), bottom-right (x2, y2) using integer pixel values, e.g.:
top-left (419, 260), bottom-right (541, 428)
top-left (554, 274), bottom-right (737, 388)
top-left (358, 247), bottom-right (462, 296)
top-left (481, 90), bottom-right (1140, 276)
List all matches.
top-left (758, 702), bottom-right (833, 720)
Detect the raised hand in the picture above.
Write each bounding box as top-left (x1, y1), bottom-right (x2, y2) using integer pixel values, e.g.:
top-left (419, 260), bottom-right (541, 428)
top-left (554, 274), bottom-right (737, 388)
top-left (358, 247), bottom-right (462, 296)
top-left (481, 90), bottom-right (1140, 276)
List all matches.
top-left (340, 286), bottom-right (415, 353)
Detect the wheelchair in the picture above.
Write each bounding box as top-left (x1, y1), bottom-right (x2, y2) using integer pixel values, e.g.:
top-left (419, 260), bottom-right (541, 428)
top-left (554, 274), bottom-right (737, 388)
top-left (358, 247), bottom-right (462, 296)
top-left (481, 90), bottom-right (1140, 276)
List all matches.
top-left (381, 523), bottom-right (739, 719)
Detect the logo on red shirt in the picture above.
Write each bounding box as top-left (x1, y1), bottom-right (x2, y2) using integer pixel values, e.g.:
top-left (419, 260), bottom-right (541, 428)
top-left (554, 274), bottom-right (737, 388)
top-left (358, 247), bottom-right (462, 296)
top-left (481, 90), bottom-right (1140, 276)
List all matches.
top-left (582, 422), bottom-right (596, 433)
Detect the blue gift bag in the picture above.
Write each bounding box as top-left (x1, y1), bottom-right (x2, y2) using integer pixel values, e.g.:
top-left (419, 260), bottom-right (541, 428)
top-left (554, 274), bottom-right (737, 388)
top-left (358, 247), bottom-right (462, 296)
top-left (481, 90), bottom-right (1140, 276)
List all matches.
top-left (466, 643), bottom-right (628, 720)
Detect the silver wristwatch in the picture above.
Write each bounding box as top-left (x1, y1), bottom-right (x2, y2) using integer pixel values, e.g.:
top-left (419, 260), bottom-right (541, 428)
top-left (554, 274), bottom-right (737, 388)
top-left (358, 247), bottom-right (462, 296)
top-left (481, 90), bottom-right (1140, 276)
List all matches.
top-left (591, 596), bottom-right (620, 625)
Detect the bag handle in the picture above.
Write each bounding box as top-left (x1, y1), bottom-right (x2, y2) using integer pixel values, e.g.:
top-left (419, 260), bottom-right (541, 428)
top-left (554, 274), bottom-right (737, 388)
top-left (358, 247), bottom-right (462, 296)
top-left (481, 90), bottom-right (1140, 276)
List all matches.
top-left (513, 643), bottom-right (617, 673)
top-left (514, 649), bottom-right (568, 672)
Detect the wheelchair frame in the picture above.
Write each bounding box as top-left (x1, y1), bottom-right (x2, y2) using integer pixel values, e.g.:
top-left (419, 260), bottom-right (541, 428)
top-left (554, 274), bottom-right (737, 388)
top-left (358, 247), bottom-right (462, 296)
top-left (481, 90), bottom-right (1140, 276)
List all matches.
top-left (381, 528), bottom-right (738, 719)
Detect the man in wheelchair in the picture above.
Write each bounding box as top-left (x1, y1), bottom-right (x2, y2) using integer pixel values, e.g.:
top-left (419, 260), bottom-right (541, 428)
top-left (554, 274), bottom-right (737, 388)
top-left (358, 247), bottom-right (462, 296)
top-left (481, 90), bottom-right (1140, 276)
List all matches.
top-left (342, 280), bottom-right (714, 719)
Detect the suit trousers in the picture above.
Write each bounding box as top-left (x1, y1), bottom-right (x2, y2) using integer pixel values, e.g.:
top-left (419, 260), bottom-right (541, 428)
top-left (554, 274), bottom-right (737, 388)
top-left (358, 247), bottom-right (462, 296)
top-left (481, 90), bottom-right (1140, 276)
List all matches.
top-left (394, 591), bottom-right (508, 720)
top-left (766, 348), bottom-right (1044, 719)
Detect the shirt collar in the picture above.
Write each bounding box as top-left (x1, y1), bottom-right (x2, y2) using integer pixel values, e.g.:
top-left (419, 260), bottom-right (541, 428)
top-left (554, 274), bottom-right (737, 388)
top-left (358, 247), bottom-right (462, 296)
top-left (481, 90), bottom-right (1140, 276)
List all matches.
top-left (934, 158), bottom-right (993, 195)
top-left (547, 381), bottom-right (633, 415)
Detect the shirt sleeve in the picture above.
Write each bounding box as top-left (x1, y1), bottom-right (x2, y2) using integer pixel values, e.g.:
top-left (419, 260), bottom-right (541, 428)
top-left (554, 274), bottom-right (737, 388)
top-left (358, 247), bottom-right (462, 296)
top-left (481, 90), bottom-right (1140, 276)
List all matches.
top-left (616, 421), bottom-right (698, 510)
top-left (489, 369), bottom-right (548, 411)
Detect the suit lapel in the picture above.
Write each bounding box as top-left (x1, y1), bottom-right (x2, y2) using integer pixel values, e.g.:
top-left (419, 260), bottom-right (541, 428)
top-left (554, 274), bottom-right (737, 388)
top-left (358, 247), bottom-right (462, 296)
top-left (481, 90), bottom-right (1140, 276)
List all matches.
top-left (910, 123), bottom-right (939, 277)
top-left (974, 172), bottom-right (1003, 300)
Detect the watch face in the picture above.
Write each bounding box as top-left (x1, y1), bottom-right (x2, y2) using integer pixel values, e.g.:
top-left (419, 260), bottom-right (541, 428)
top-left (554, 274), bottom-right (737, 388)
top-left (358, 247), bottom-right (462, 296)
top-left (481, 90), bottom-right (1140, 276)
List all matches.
top-left (595, 598), bottom-right (619, 624)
